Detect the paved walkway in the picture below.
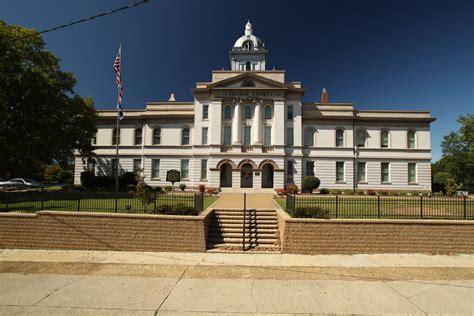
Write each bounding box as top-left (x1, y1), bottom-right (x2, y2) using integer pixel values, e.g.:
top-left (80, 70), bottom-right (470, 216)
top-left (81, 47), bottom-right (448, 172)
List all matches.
top-left (212, 193), bottom-right (277, 209)
top-left (0, 249), bottom-right (473, 315)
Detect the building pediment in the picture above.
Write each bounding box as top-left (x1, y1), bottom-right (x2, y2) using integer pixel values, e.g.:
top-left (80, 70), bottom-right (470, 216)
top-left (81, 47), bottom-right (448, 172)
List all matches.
top-left (207, 73), bottom-right (289, 90)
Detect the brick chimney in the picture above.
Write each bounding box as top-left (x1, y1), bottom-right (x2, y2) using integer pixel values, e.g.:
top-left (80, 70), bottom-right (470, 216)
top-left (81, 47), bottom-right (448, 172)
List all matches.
top-left (321, 88), bottom-right (329, 104)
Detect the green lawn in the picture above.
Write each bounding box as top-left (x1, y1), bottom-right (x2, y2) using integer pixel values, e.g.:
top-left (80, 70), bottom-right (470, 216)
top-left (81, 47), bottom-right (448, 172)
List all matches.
top-left (275, 195), bottom-right (473, 220)
top-left (1, 193), bottom-right (219, 215)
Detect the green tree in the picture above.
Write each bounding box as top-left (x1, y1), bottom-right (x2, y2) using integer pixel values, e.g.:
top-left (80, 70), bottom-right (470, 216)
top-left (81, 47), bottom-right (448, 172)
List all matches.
top-left (0, 21), bottom-right (97, 178)
top-left (433, 114), bottom-right (474, 192)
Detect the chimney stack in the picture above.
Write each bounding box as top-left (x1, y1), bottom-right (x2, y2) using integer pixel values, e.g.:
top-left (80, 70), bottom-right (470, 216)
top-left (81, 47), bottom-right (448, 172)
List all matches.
top-left (168, 93), bottom-right (176, 102)
top-left (321, 88), bottom-right (329, 104)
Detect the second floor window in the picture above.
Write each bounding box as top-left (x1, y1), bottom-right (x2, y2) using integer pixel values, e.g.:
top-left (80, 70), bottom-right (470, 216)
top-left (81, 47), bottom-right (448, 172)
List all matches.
top-left (264, 105), bottom-right (272, 120)
top-left (182, 127), bottom-right (190, 145)
top-left (381, 130), bottom-right (389, 148)
top-left (407, 130), bottom-right (416, 149)
top-left (153, 128), bottom-right (161, 145)
top-left (134, 128), bottom-right (142, 145)
top-left (357, 129), bottom-right (367, 147)
top-left (264, 126), bottom-right (271, 145)
top-left (224, 105), bottom-right (232, 120)
top-left (287, 128), bottom-right (294, 146)
top-left (287, 105), bottom-right (293, 120)
top-left (336, 129), bottom-right (344, 147)
top-left (305, 128), bottom-right (315, 147)
top-left (244, 105), bottom-right (252, 120)
top-left (244, 126), bottom-right (251, 145)
top-left (223, 126), bottom-right (231, 145)
top-left (202, 104), bottom-right (209, 119)
top-left (202, 127), bottom-right (208, 145)
top-left (112, 128), bottom-right (120, 145)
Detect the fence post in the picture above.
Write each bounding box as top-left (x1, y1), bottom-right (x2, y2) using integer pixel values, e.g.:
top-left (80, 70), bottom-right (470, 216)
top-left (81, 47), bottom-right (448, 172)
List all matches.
top-left (77, 190), bottom-right (81, 212)
top-left (420, 195), bottom-right (423, 219)
top-left (40, 187), bottom-right (45, 210)
top-left (377, 195), bottom-right (381, 219)
top-left (335, 195), bottom-right (339, 218)
top-left (463, 195), bottom-right (467, 220)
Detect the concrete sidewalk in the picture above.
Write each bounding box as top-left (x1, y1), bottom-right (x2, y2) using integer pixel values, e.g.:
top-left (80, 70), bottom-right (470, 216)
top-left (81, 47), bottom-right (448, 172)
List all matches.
top-left (212, 193), bottom-right (276, 209)
top-left (0, 249), bottom-right (473, 315)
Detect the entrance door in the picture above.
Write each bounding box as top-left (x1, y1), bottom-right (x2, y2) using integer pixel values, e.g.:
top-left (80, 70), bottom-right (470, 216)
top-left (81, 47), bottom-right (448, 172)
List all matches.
top-left (261, 164), bottom-right (274, 188)
top-left (240, 164), bottom-right (253, 188)
top-left (220, 163), bottom-right (232, 187)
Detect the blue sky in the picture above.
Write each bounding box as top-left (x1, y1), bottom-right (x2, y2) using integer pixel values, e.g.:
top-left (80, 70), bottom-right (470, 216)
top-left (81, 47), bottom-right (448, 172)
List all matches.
top-left (1, 0), bottom-right (473, 160)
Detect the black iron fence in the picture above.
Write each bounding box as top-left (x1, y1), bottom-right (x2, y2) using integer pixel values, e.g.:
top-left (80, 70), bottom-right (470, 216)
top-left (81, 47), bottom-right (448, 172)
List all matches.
top-left (286, 194), bottom-right (473, 220)
top-left (0, 190), bottom-right (204, 214)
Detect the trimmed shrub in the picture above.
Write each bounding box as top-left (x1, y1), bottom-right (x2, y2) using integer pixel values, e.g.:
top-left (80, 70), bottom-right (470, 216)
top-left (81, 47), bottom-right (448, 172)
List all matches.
top-left (319, 188), bottom-right (330, 194)
top-left (433, 191), bottom-right (443, 197)
top-left (292, 206), bottom-right (330, 219)
top-left (367, 189), bottom-right (377, 196)
top-left (275, 188), bottom-right (287, 196)
top-left (119, 172), bottom-right (138, 188)
top-left (330, 189), bottom-right (341, 195)
top-left (154, 186), bottom-right (163, 193)
top-left (164, 186), bottom-right (172, 192)
top-left (179, 183), bottom-right (187, 192)
top-left (80, 171), bottom-right (95, 188)
top-left (356, 189), bottom-right (365, 195)
top-left (388, 190), bottom-right (400, 196)
top-left (379, 189), bottom-right (389, 196)
top-left (343, 189), bottom-right (354, 195)
top-left (198, 184), bottom-right (206, 193)
top-left (445, 178), bottom-right (461, 197)
top-left (287, 183), bottom-right (298, 194)
top-left (302, 176), bottom-right (321, 193)
top-left (147, 203), bottom-right (197, 216)
top-left (207, 187), bottom-right (218, 194)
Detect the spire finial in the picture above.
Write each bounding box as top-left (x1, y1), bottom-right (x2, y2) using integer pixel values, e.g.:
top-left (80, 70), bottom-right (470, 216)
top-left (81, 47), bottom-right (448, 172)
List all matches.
top-left (245, 20), bottom-right (253, 35)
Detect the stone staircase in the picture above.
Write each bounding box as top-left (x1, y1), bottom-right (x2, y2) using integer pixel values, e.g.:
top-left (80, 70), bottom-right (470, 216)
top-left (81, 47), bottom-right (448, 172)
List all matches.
top-left (207, 209), bottom-right (280, 252)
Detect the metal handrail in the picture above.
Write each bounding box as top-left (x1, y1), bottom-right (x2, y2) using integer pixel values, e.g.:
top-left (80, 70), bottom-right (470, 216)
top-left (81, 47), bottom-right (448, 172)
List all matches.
top-left (242, 193), bottom-right (246, 251)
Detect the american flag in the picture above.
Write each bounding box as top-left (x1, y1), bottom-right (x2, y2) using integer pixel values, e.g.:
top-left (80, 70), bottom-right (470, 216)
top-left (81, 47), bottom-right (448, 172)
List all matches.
top-left (113, 45), bottom-right (124, 120)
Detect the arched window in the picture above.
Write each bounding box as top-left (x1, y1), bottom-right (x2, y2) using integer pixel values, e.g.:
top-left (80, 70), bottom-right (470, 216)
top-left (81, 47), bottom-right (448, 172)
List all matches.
top-left (241, 80), bottom-right (255, 87)
top-left (336, 129), bottom-right (344, 147)
top-left (153, 127), bottom-right (161, 145)
top-left (305, 128), bottom-right (315, 147)
top-left (357, 129), bottom-right (367, 147)
top-left (134, 128), bottom-right (142, 145)
top-left (182, 127), bottom-right (190, 145)
top-left (381, 129), bottom-right (389, 148)
top-left (244, 105), bottom-right (252, 120)
top-left (407, 129), bottom-right (416, 149)
top-left (245, 61), bottom-right (251, 70)
top-left (264, 105), bottom-right (272, 120)
top-left (223, 105), bottom-right (232, 120)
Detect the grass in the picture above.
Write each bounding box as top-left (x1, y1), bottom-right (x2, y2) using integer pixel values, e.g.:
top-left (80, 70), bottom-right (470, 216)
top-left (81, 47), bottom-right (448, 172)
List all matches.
top-left (1, 193), bottom-right (219, 215)
top-left (275, 195), bottom-right (473, 220)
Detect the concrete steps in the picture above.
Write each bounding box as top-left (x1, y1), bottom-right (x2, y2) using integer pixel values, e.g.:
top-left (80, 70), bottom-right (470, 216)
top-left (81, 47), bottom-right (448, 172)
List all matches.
top-left (207, 209), bottom-right (280, 252)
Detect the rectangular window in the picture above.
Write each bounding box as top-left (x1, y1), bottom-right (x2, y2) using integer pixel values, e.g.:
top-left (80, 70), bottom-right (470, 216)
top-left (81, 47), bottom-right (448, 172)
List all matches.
top-left (133, 159), bottom-right (141, 174)
top-left (287, 105), bottom-right (294, 120)
top-left (201, 159), bottom-right (208, 180)
top-left (151, 159), bottom-right (160, 179)
top-left (202, 127), bottom-right (208, 145)
top-left (287, 128), bottom-right (294, 146)
top-left (91, 129), bottom-right (97, 145)
top-left (306, 161), bottom-right (315, 177)
top-left (408, 163), bottom-right (417, 184)
top-left (111, 159), bottom-right (118, 176)
top-left (181, 159), bottom-right (189, 179)
top-left (86, 159), bottom-right (96, 175)
top-left (381, 162), bottom-right (390, 183)
top-left (202, 104), bottom-right (209, 119)
top-left (336, 161), bottom-right (345, 182)
top-left (287, 160), bottom-right (294, 181)
top-left (244, 126), bottom-right (251, 145)
top-left (357, 162), bottom-right (366, 183)
top-left (223, 126), bottom-right (231, 145)
top-left (135, 128), bottom-right (142, 145)
top-left (264, 126), bottom-right (271, 145)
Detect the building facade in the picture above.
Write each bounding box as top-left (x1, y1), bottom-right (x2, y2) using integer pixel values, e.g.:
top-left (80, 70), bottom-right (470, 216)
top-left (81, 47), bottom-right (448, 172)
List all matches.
top-left (74, 22), bottom-right (435, 191)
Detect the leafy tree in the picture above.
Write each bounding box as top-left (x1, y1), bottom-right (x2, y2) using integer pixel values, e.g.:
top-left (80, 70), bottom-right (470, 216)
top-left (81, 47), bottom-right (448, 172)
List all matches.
top-left (44, 164), bottom-right (73, 184)
top-left (0, 21), bottom-right (97, 178)
top-left (433, 114), bottom-right (474, 192)
top-left (445, 178), bottom-right (461, 197)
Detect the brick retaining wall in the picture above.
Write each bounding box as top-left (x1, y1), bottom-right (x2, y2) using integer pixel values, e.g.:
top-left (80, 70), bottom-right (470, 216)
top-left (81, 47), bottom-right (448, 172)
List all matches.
top-left (276, 209), bottom-right (474, 254)
top-left (0, 210), bottom-right (212, 252)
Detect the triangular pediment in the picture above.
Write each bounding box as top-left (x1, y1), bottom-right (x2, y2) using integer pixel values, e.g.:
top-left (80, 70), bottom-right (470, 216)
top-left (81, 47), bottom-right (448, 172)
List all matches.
top-left (208, 73), bottom-right (288, 90)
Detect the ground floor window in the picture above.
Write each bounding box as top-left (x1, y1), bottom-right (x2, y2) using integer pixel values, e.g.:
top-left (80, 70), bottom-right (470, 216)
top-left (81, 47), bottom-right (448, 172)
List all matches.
top-left (181, 159), bottom-right (189, 179)
top-left (86, 159), bottom-right (96, 175)
top-left (151, 159), bottom-right (160, 179)
top-left (381, 162), bottom-right (390, 183)
top-left (336, 161), bottom-right (345, 182)
top-left (287, 160), bottom-right (294, 181)
top-left (133, 159), bottom-right (141, 174)
top-left (357, 161), bottom-right (366, 183)
top-left (408, 163), bottom-right (417, 184)
top-left (305, 161), bottom-right (314, 176)
top-left (201, 159), bottom-right (208, 180)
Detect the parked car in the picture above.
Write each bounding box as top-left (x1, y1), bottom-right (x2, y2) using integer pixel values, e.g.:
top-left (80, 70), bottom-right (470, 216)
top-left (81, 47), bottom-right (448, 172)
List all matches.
top-left (0, 179), bottom-right (27, 190)
top-left (8, 178), bottom-right (44, 189)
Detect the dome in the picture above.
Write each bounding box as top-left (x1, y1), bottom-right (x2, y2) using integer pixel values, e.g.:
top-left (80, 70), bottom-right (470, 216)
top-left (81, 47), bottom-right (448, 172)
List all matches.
top-left (233, 21), bottom-right (264, 49)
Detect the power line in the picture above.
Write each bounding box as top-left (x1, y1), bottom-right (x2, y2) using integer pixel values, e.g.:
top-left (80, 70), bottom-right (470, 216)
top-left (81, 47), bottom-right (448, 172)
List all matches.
top-left (37, 0), bottom-right (150, 35)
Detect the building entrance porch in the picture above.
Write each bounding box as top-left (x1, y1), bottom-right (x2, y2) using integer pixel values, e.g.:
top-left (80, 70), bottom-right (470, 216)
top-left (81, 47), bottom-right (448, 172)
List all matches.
top-left (215, 159), bottom-right (281, 190)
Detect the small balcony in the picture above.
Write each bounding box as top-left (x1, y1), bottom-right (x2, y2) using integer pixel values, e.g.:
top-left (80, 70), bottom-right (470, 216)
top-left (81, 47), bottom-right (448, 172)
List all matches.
top-left (262, 146), bottom-right (274, 153)
top-left (220, 145), bottom-right (232, 152)
top-left (241, 145), bottom-right (254, 153)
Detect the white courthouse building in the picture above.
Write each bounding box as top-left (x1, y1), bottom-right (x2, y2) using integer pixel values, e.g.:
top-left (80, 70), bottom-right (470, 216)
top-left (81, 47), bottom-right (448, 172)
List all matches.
top-left (75, 22), bottom-right (436, 191)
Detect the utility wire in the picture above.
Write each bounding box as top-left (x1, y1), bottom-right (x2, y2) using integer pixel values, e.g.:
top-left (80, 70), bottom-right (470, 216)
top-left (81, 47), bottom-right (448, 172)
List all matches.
top-left (36, 0), bottom-right (150, 35)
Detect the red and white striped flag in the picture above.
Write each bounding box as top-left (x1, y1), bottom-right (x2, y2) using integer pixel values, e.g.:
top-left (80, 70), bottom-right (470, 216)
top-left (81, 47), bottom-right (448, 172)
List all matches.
top-left (113, 45), bottom-right (124, 120)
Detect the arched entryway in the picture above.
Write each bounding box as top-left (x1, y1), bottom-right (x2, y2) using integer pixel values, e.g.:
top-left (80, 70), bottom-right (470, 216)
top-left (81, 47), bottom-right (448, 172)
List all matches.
top-left (261, 164), bottom-right (274, 188)
top-left (240, 163), bottom-right (253, 188)
top-left (220, 163), bottom-right (232, 187)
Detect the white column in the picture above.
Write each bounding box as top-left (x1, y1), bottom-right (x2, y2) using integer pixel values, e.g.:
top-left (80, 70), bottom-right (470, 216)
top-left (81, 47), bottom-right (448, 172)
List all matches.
top-left (232, 101), bottom-right (241, 144)
top-left (253, 102), bottom-right (262, 144)
top-left (273, 99), bottom-right (285, 146)
top-left (209, 99), bottom-right (222, 145)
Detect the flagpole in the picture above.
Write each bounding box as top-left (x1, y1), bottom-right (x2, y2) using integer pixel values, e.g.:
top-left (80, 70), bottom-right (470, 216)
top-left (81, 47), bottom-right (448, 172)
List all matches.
top-left (114, 44), bottom-right (122, 213)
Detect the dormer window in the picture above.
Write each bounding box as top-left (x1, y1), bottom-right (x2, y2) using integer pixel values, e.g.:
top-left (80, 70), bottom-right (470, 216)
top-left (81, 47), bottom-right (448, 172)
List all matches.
top-left (241, 80), bottom-right (255, 87)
